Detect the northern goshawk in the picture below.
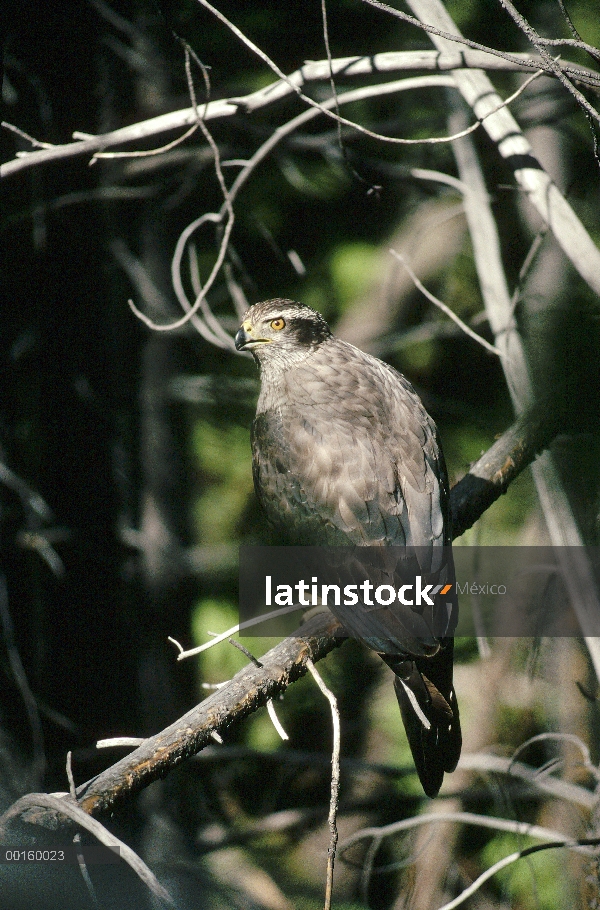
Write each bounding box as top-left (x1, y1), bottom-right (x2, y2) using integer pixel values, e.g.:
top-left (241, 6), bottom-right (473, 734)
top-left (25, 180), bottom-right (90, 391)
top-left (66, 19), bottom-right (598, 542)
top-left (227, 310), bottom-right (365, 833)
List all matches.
top-left (235, 299), bottom-right (461, 797)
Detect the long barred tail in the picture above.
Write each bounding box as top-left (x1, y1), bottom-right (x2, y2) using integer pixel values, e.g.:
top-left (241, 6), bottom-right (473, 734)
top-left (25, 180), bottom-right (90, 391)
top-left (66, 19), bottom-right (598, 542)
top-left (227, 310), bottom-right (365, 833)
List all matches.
top-left (383, 639), bottom-right (461, 798)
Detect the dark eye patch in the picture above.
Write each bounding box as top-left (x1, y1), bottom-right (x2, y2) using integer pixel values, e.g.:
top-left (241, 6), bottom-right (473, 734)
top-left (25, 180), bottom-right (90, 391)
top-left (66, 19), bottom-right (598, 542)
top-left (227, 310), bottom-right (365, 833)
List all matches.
top-left (289, 316), bottom-right (331, 346)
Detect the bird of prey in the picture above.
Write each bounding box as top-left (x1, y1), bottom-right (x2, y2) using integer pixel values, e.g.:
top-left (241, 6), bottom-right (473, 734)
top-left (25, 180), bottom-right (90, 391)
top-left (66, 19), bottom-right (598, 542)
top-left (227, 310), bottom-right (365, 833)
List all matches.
top-left (235, 299), bottom-right (460, 797)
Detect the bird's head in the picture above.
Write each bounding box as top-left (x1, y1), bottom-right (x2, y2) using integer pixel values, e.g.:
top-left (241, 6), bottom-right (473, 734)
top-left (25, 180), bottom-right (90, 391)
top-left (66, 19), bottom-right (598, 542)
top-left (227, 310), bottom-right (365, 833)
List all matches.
top-left (235, 299), bottom-right (332, 368)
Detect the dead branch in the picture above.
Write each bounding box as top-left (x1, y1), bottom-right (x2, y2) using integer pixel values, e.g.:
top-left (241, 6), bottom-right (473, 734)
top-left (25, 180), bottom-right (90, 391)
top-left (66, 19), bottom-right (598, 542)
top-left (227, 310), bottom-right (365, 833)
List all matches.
top-left (449, 401), bottom-right (563, 538)
top-left (2, 48), bottom-right (598, 179)
top-left (14, 609), bottom-right (342, 828)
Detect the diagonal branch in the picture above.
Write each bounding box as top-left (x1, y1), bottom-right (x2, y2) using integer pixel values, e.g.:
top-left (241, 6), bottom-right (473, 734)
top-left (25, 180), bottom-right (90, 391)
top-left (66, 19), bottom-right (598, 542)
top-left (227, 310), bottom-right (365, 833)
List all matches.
top-left (449, 401), bottom-right (563, 538)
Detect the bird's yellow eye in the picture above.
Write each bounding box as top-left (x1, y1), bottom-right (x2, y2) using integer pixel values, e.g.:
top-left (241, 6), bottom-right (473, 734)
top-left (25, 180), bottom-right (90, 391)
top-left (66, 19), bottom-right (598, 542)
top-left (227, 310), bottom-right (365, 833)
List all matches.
top-left (270, 318), bottom-right (286, 331)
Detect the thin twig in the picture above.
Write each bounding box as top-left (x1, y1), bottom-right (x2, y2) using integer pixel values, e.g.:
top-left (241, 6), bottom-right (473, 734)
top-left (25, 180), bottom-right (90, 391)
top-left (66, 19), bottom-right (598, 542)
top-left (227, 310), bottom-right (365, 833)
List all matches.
top-left (409, 167), bottom-right (469, 194)
top-left (497, 0), bottom-right (600, 130)
top-left (186, 242), bottom-right (235, 347)
top-left (96, 737), bottom-right (145, 749)
top-left (306, 659), bottom-right (341, 910)
top-left (389, 249), bottom-right (505, 359)
top-left (339, 809), bottom-right (596, 855)
top-left (1, 121), bottom-right (54, 149)
top-left (66, 751), bottom-right (76, 799)
top-left (168, 601), bottom-right (305, 659)
top-left (509, 732), bottom-right (600, 782)
top-left (266, 700), bottom-right (289, 741)
top-left (321, 0), bottom-right (343, 152)
top-left (536, 36), bottom-right (600, 61)
top-left (320, 0), bottom-right (377, 192)
top-left (179, 44), bottom-right (237, 349)
top-left (537, 35), bottom-right (600, 60)
top-left (16, 531), bottom-right (65, 576)
top-left (73, 830), bottom-right (101, 910)
top-left (228, 637), bottom-right (262, 667)
top-left (67, 753), bottom-right (100, 908)
top-left (509, 227), bottom-right (548, 317)
top-left (0, 461), bottom-right (54, 520)
top-left (437, 837), bottom-right (600, 910)
top-left (91, 123), bottom-right (199, 161)
top-left (555, 0), bottom-right (600, 64)
top-left (458, 752), bottom-right (596, 809)
top-left (129, 43), bottom-right (236, 337)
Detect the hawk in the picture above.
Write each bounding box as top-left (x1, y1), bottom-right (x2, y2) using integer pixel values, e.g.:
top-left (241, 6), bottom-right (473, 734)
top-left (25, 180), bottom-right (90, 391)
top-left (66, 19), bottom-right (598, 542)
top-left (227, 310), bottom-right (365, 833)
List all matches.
top-left (235, 299), bottom-right (461, 797)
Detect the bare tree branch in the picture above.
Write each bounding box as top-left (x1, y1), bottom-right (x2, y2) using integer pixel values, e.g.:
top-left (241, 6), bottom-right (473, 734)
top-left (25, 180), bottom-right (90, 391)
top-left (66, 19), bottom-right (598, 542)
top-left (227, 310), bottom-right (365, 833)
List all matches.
top-left (3, 48), bottom-right (599, 178)
top-left (167, 68), bottom-right (547, 341)
top-left (339, 809), bottom-right (597, 856)
top-left (168, 74), bottom-right (457, 341)
top-left (449, 402), bottom-right (563, 538)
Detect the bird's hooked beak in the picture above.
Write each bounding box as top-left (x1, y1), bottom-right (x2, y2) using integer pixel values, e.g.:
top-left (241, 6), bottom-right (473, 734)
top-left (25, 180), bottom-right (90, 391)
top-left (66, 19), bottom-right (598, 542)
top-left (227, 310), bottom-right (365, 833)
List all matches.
top-left (235, 320), bottom-right (271, 351)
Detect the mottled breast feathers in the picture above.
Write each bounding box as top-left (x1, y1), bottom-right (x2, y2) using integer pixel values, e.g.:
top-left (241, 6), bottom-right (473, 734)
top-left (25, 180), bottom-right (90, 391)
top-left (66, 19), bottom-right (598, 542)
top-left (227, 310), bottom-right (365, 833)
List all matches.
top-left (251, 336), bottom-right (451, 555)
